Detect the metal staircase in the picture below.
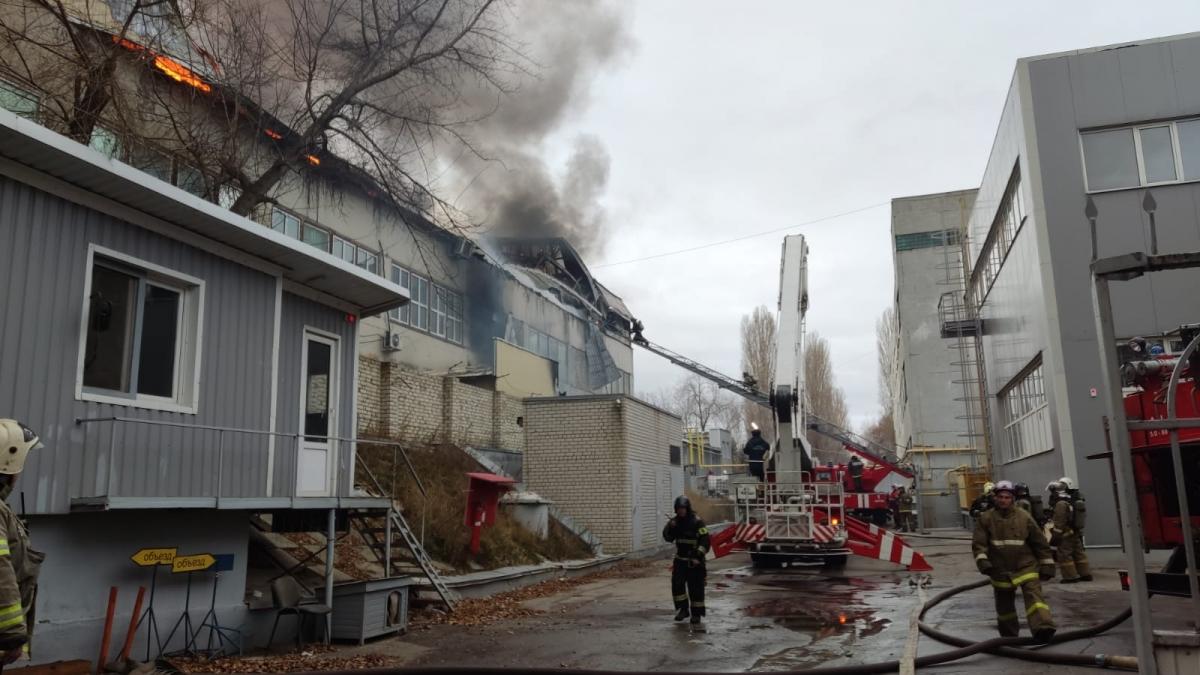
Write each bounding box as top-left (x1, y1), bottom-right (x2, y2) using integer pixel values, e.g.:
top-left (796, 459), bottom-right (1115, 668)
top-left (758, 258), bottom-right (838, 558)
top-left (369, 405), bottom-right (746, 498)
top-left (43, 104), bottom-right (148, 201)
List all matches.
top-left (355, 458), bottom-right (458, 610)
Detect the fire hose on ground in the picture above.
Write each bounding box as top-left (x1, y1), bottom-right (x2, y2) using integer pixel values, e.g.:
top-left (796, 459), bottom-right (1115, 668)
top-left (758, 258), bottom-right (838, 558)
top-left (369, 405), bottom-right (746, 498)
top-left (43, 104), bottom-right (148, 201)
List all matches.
top-left (303, 578), bottom-right (1138, 675)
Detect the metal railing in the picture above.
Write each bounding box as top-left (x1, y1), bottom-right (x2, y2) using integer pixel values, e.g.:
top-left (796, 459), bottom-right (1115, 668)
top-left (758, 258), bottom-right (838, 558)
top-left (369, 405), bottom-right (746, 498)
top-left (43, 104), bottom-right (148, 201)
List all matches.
top-left (73, 416), bottom-right (426, 506)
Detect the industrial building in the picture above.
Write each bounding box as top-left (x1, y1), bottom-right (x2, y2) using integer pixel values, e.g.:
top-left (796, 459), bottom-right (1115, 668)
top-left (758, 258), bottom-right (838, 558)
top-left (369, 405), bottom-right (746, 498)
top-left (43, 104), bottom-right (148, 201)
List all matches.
top-left (892, 32), bottom-right (1200, 545)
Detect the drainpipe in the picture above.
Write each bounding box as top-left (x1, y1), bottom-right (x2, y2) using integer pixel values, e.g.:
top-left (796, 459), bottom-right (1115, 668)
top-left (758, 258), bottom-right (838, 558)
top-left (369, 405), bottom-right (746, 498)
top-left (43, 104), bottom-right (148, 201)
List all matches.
top-left (325, 508), bottom-right (335, 643)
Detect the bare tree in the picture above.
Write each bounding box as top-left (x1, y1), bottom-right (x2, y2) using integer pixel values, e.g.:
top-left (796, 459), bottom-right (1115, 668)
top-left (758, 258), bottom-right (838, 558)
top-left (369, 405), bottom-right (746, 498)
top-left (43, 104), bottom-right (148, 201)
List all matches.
top-left (804, 333), bottom-right (848, 460)
top-left (1, 0), bottom-right (523, 227)
top-left (740, 304), bottom-right (775, 436)
top-left (864, 307), bottom-right (898, 450)
top-left (657, 375), bottom-right (740, 433)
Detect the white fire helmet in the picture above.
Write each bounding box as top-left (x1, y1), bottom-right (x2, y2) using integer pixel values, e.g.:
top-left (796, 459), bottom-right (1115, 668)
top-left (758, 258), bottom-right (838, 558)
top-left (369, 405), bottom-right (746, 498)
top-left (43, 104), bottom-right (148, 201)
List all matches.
top-left (1059, 477), bottom-right (1075, 491)
top-left (750, 422), bottom-right (760, 432)
top-left (0, 420), bottom-right (42, 475)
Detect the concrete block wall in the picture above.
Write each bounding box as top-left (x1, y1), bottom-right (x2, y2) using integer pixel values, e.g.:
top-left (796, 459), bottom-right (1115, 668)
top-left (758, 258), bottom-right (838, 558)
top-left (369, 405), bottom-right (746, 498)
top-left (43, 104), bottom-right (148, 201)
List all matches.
top-left (524, 396), bottom-right (630, 552)
top-left (356, 356), bottom-right (526, 451)
top-left (446, 379), bottom-right (495, 448)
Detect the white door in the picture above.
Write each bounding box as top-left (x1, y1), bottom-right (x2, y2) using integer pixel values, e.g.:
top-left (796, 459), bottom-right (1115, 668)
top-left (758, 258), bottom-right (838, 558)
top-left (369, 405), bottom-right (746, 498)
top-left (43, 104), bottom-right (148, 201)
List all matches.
top-left (298, 331), bottom-right (338, 496)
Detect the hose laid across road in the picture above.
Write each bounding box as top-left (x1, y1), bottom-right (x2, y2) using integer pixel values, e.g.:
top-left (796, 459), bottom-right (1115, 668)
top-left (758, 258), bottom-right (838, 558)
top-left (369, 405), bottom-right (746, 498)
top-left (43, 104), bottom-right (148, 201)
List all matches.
top-left (304, 578), bottom-right (1138, 675)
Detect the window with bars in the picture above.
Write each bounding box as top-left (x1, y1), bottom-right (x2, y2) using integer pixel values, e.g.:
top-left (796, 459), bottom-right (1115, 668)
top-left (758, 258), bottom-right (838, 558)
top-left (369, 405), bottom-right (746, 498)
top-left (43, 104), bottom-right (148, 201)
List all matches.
top-left (998, 356), bottom-right (1052, 462)
top-left (969, 165), bottom-right (1025, 307)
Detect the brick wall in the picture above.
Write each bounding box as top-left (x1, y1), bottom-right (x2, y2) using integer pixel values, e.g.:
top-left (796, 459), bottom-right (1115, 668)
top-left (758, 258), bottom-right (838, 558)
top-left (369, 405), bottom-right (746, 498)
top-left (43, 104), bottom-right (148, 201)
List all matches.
top-left (356, 356), bottom-right (525, 451)
top-left (524, 396), bottom-right (630, 553)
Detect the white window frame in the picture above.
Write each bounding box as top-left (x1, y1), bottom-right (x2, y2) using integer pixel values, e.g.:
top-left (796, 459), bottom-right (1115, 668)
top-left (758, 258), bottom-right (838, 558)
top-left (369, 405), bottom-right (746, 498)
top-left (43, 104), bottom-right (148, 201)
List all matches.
top-left (998, 358), bottom-right (1052, 463)
top-left (388, 264), bottom-right (463, 343)
top-left (1081, 118), bottom-right (1200, 193)
top-left (75, 245), bottom-right (206, 414)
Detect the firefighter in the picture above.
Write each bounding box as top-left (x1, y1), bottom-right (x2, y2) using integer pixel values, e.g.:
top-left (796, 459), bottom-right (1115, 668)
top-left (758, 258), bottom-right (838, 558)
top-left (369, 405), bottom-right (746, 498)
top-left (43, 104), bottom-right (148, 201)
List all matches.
top-left (847, 455), bottom-right (865, 493)
top-left (743, 424), bottom-right (770, 482)
top-left (0, 420), bottom-right (44, 665)
top-left (1050, 478), bottom-right (1091, 583)
top-left (972, 480), bottom-right (1057, 642)
top-left (1014, 483), bottom-right (1034, 517)
top-left (897, 486), bottom-right (916, 532)
top-left (663, 495), bottom-right (710, 630)
top-left (969, 481), bottom-right (995, 519)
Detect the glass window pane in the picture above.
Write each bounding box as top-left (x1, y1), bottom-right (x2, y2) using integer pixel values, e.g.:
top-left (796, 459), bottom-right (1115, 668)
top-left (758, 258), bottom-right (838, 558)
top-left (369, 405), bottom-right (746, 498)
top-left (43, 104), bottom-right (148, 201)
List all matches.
top-left (128, 144), bottom-right (173, 183)
top-left (1177, 120), bottom-right (1200, 181)
top-left (83, 265), bottom-right (138, 392)
top-left (302, 224), bottom-right (329, 251)
top-left (136, 285), bottom-right (180, 397)
top-left (1082, 129), bottom-right (1139, 190)
top-left (304, 340), bottom-right (331, 439)
top-left (218, 184), bottom-right (241, 210)
top-left (176, 163), bottom-right (205, 196)
top-left (0, 80), bottom-right (37, 119)
top-left (89, 127), bottom-right (121, 158)
top-left (1140, 126), bottom-right (1177, 183)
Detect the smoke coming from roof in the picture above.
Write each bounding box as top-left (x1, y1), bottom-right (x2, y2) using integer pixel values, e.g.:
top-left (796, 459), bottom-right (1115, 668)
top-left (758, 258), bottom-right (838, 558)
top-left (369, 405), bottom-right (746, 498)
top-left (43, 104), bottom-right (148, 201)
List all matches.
top-left (459, 0), bottom-right (631, 258)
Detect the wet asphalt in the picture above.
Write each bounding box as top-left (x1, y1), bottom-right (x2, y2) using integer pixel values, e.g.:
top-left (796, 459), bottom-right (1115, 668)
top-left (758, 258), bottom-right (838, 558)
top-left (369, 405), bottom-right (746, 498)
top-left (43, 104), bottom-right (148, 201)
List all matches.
top-left (359, 531), bottom-right (1187, 673)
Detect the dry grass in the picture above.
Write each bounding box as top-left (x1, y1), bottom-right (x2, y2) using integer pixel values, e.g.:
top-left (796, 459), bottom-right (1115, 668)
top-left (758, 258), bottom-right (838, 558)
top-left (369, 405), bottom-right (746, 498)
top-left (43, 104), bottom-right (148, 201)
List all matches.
top-left (684, 488), bottom-right (736, 524)
top-left (357, 443), bottom-right (592, 571)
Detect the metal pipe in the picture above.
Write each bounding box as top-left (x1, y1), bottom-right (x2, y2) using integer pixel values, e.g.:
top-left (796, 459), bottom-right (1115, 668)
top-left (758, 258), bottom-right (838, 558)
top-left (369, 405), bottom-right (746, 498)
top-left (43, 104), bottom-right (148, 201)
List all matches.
top-left (106, 422), bottom-right (116, 498)
top-left (1165, 332), bottom-right (1200, 627)
top-left (384, 510), bottom-right (392, 578)
top-left (325, 508), bottom-right (335, 644)
top-left (1092, 275), bottom-right (1158, 675)
top-left (216, 429), bottom-right (224, 506)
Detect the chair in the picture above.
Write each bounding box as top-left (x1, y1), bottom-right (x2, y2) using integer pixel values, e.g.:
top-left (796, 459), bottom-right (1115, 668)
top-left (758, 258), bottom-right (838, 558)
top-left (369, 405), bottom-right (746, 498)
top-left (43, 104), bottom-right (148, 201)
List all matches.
top-left (267, 577), bottom-right (333, 650)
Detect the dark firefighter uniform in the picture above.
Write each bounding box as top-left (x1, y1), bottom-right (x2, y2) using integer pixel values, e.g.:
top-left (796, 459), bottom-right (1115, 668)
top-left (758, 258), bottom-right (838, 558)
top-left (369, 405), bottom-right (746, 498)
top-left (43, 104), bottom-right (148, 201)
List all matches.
top-left (743, 432), bottom-right (770, 482)
top-left (663, 508), bottom-right (710, 621)
top-left (972, 496), bottom-right (1056, 639)
top-left (969, 492), bottom-right (994, 519)
top-left (897, 489), bottom-right (916, 532)
top-left (1051, 495), bottom-right (1091, 582)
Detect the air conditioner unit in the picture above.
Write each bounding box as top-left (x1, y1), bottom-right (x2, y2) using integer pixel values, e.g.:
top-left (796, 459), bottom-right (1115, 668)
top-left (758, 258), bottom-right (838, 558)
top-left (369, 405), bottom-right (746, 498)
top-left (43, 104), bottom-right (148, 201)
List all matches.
top-left (382, 330), bottom-right (403, 352)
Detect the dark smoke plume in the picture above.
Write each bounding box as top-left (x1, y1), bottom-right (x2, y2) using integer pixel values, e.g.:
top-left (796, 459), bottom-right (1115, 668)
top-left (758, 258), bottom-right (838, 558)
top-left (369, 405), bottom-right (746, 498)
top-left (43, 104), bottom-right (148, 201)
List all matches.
top-left (458, 0), bottom-right (631, 258)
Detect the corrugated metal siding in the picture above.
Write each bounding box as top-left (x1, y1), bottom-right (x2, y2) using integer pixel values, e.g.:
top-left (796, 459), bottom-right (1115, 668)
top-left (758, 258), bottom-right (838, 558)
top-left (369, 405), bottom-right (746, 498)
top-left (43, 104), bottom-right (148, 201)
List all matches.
top-left (274, 293), bottom-right (357, 497)
top-left (0, 174), bottom-right (277, 512)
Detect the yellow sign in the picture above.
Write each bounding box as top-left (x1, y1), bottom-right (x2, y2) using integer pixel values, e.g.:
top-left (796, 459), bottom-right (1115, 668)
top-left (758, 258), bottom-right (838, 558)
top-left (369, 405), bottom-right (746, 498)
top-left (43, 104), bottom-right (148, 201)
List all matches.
top-left (171, 553), bottom-right (216, 573)
top-left (130, 548), bottom-right (177, 567)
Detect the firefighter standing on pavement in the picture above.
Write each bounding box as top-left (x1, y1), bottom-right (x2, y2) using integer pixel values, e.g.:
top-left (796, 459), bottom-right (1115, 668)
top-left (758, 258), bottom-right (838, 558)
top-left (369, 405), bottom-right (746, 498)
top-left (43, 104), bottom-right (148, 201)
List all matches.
top-left (0, 420), bottom-right (44, 665)
top-left (663, 496), bottom-right (710, 630)
top-left (1050, 477), bottom-right (1091, 583)
top-left (972, 480), bottom-right (1057, 642)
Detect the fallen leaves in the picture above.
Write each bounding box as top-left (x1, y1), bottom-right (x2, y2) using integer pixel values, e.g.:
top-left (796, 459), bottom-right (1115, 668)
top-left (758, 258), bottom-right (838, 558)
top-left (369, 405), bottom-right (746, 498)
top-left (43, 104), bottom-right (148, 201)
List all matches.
top-left (168, 645), bottom-right (395, 673)
top-left (411, 559), bottom-right (653, 628)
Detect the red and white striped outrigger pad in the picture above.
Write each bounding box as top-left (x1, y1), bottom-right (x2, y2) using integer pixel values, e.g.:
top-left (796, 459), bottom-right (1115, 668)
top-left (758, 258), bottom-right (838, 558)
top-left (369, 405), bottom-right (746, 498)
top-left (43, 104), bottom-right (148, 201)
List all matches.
top-left (844, 517), bottom-right (933, 572)
top-left (706, 522), bottom-right (765, 559)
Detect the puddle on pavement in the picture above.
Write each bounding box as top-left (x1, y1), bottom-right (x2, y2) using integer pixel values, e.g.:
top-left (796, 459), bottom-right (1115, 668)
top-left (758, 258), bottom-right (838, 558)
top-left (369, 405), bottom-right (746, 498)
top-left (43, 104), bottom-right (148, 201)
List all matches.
top-left (741, 573), bottom-right (895, 642)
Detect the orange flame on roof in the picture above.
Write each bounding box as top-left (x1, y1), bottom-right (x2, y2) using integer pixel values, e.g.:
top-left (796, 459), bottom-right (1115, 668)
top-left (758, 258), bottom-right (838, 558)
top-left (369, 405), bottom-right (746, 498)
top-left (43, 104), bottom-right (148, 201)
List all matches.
top-left (305, 154), bottom-right (321, 166)
top-left (264, 129), bottom-right (283, 140)
top-left (112, 34), bottom-right (212, 94)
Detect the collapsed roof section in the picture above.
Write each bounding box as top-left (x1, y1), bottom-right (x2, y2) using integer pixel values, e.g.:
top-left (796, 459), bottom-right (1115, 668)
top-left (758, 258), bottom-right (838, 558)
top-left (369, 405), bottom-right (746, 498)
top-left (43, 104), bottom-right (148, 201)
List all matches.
top-left (494, 237), bottom-right (633, 331)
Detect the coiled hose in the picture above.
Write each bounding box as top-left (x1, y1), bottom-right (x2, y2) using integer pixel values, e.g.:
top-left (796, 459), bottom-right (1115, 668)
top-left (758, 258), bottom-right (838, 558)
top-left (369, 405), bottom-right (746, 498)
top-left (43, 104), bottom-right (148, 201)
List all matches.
top-left (301, 578), bottom-right (1137, 675)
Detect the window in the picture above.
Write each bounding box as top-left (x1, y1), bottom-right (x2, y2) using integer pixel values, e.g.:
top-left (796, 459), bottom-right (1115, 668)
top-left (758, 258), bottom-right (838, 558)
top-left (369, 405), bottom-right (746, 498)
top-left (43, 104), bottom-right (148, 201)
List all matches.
top-left (272, 209), bottom-right (301, 239)
top-left (128, 144), bottom-right (173, 183)
top-left (89, 127), bottom-right (121, 159)
top-left (998, 357), bottom-right (1052, 462)
top-left (1081, 128), bottom-right (1139, 190)
top-left (894, 229), bottom-right (960, 252)
top-left (387, 264), bottom-right (464, 344)
top-left (1081, 118), bottom-right (1200, 191)
top-left (0, 79), bottom-right (37, 119)
top-left (969, 165), bottom-right (1025, 306)
top-left (330, 235), bottom-right (379, 274)
top-left (78, 247), bottom-right (204, 413)
top-left (175, 163), bottom-right (206, 197)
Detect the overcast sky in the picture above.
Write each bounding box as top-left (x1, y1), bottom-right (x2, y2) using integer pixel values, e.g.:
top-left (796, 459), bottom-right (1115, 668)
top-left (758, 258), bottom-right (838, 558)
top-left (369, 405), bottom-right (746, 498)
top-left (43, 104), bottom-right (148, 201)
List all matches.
top-left (535, 2), bottom-right (1200, 430)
